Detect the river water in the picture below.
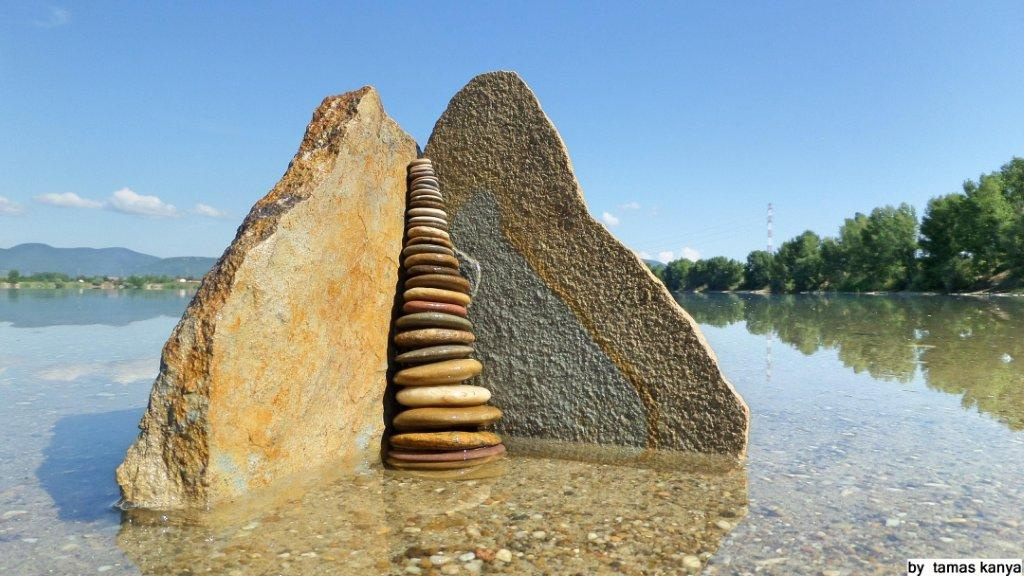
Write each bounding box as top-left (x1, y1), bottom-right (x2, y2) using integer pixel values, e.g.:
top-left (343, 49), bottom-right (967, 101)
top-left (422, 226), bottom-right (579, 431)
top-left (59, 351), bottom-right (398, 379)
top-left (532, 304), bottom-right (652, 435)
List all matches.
top-left (0, 290), bottom-right (1021, 575)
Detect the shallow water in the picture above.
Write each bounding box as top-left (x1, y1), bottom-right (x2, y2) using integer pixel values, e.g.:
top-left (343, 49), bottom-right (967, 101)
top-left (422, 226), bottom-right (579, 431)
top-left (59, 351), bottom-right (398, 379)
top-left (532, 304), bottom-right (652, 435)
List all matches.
top-left (0, 289), bottom-right (1021, 575)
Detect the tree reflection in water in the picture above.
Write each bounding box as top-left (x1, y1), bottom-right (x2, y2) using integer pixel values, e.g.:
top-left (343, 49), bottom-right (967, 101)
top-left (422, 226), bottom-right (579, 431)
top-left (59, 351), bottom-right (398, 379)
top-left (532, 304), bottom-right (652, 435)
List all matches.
top-left (678, 293), bottom-right (1024, 431)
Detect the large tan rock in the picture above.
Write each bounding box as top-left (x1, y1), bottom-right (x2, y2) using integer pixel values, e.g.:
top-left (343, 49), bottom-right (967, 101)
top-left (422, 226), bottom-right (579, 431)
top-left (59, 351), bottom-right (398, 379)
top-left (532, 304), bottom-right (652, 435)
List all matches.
top-left (425, 71), bottom-right (749, 456)
top-left (116, 87), bottom-right (417, 509)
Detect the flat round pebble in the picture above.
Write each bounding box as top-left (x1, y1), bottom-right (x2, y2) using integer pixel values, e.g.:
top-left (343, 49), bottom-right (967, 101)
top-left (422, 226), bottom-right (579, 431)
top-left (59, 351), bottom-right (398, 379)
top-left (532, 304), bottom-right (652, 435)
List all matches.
top-left (403, 287), bottom-right (471, 306)
top-left (394, 344), bottom-right (475, 364)
top-left (386, 453), bottom-right (502, 470)
top-left (406, 236), bottom-right (454, 249)
top-left (403, 253), bottom-right (459, 269)
top-left (401, 301), bottom-right (469, 318)
top-left (406, 264), bottom-right (461, 277)
top-left (395, 311), bottom-right (472, 331)
top-left (392, 405), bottom-right (502, 430)
top-left (394, 328), bottom-right (475, 348)
top-left (394, 358), bottom-right (483, 386)
top-left (407, 207), bottom-right (447, 219)
top-left (405, 274), bottom-right (470, 293)
top-left (388, 443), bottom-right (504, 461)
top-left (402, 244), bottom-right (455, 258)
top-left (389, 430), bottom-right (502, 450)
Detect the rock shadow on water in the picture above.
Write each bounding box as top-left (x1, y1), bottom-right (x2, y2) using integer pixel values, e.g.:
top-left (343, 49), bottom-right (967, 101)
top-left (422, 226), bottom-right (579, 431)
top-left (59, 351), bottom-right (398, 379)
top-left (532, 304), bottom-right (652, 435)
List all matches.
top-left (36, 408), bottom-right (144, 521)
top-left (117, 440), bottom-right (748, 575)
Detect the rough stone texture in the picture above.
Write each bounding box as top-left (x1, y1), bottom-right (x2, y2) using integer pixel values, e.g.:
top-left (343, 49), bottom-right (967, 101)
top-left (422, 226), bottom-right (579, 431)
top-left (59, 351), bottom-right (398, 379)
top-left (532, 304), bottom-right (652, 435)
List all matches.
top-left (425, 71), bottom-right (749, 456)
top-left (116, 87), bottom-right (417, 510)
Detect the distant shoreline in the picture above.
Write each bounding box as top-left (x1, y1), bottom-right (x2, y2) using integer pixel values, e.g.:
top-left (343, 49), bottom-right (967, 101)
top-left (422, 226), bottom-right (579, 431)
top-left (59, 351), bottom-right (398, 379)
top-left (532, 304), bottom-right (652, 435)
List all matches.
top-left (1, 282), bottom-right (200, 291)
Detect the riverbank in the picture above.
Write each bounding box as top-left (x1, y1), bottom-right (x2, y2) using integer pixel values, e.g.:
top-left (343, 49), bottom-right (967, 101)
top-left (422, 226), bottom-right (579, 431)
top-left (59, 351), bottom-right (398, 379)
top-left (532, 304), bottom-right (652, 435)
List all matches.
top-left (1, 281), bottom-right (200, 290)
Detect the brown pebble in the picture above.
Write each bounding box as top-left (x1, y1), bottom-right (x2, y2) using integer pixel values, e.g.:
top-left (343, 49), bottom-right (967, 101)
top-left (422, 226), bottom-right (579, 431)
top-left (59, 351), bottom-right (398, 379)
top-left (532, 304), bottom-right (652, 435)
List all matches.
top-left (402, 300), bottom-right (469, 317)
top-left (405, 274), bottom-right (470, 293)
top-left (409, 200), bottom-right (446, 210)
top-left (394, 358), bottom-right (483, 386)
top-left (395, 311), bottom-right (472, 331)
top-left (394, 328), bottom-right (475, 347)
top-left (403, 287), bottom-right (471, 306)
top-left (406, 264), bottom-right (461, 277)
top-left (402, 244), bottom-right (455, 258)
top-left (390, 430), bottom-right (502, 451)
top-left (406, 236), bottom-right (454, 249)
top-left (386, 454), bottom-right (502, 469)
top-left (404, 253), bottom-right (459, 269)
top-left (394, 344), bottom-right (475, 364)
top-left (393, 405), bottom-right (502, 430)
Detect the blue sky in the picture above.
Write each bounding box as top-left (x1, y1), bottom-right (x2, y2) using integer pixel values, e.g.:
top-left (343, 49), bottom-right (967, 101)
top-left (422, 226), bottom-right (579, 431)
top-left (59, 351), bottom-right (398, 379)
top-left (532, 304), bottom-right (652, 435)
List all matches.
top-left (1, 2), bottom-right (1022, 261)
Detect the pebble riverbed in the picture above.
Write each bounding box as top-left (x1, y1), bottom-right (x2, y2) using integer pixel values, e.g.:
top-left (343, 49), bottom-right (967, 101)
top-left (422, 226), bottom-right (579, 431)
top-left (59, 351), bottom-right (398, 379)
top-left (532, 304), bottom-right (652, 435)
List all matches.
top-left (1, 291), bottom-right (1022, 575)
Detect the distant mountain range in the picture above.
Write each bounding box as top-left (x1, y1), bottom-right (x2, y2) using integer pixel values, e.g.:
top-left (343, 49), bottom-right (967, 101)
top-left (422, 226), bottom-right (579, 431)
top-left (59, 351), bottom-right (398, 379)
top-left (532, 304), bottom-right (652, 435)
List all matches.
top-left (0, 243), bottom-right (217, 278)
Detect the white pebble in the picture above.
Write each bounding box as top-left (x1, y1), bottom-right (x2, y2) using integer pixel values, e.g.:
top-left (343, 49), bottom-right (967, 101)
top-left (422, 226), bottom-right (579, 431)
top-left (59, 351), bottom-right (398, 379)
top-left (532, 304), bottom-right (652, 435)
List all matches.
top-left (458, 552), bottom-right (476, 562)
top-left (430, 554), bottom-right (451, 566)
top-left (531, 530), bottom-right (547, 539)
top-left (495, 549), bottom-right (513, 563)
top-left (465, 559), bottom-right (484, 573)
top-left (682, 555), bottom-right (701, 570)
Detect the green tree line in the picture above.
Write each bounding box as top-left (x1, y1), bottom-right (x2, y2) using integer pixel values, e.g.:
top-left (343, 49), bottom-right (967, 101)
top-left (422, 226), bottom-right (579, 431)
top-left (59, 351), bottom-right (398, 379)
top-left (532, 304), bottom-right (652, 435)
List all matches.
top-left (650, 157), bottom-right (1024, 293)
top-left (3, 270), bottom-right (183, 289)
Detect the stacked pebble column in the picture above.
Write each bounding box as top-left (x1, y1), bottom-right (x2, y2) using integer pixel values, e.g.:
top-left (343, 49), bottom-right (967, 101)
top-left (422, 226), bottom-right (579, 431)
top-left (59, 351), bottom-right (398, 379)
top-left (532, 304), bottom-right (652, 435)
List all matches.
top-left (387, 158), bottom-right (505, 475)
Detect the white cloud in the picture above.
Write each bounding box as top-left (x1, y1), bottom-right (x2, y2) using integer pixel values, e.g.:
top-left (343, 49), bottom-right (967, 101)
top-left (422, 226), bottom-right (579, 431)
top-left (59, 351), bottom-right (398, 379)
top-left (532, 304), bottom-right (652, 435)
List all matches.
top-left (600, 211), bottom-right (620, 227)
top-left (108, 187), bottom-right (181, 218)
top-left (34, 6), bottom-right (71, 28)
top-left (0, 196), bottom-right (24, 215)
top-left (37, 363), bottom-right (102, 382)
top-left (680, 247), bottom-right (701, 261)
top-left (194, 203), bottom-right (230, 219)
top-left (35, 192), bottom-right (102, 209)
top-left (657, 251), bottom-right (674, 263)
top-left (618, 201), bottom-right (641, 211)
top-left (110, 358), bottom-right (158, 384)
top-left (36, 358), bottom-right (157, 384)
top-left (636, 251), bottom-right (652, 260)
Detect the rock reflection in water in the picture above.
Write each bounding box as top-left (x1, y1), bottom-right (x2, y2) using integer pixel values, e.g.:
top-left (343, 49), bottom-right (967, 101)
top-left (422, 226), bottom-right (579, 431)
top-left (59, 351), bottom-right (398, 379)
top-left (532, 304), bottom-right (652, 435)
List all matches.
top-left (118, 441), bottom-right (747, 575)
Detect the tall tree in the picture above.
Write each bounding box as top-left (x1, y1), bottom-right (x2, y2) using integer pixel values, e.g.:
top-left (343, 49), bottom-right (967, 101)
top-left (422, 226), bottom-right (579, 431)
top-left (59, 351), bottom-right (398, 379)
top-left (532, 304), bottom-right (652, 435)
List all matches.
top-left (860, 203), bottom-right (918, 290)
top-left (661, 258), bottom-right (693, 292)
top-left (743, 250), bottom-right (774, 289)
top-left (686, 257), bottom-right (744, 291)
top-left (960, 173), bottom-right (1014, 276)
top-left (772, 231), bottom-right (823, 292)
top-left (822, 213), bottom-right (869, 290)
top-left (919, 193), bottom-right (968, 290)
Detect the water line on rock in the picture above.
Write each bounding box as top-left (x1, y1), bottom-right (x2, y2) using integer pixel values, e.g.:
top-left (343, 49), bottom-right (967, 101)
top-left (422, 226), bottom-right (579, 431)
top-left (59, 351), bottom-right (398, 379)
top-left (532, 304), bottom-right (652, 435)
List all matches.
top-left (455, 247), bottom-right (483, 299)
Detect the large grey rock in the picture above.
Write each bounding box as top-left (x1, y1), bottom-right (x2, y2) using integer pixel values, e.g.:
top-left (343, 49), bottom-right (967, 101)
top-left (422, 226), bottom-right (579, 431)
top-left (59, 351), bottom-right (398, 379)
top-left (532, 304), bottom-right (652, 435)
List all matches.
top-left (116, 87), bottom-right (418, 510)
top-left (425, 71), bottom-right (749, 456)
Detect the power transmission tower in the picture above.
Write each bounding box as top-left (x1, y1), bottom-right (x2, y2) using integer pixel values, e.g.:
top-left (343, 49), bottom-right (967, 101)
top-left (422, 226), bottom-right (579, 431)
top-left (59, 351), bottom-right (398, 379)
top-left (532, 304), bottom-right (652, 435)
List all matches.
top-left (767, 202), bottom-right (774, 254)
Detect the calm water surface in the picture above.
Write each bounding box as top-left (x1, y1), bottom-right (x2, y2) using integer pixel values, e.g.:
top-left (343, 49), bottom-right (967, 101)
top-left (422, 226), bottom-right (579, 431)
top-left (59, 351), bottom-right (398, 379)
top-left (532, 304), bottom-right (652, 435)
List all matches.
top-left (0, 290), bottom-right (1021, 575)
